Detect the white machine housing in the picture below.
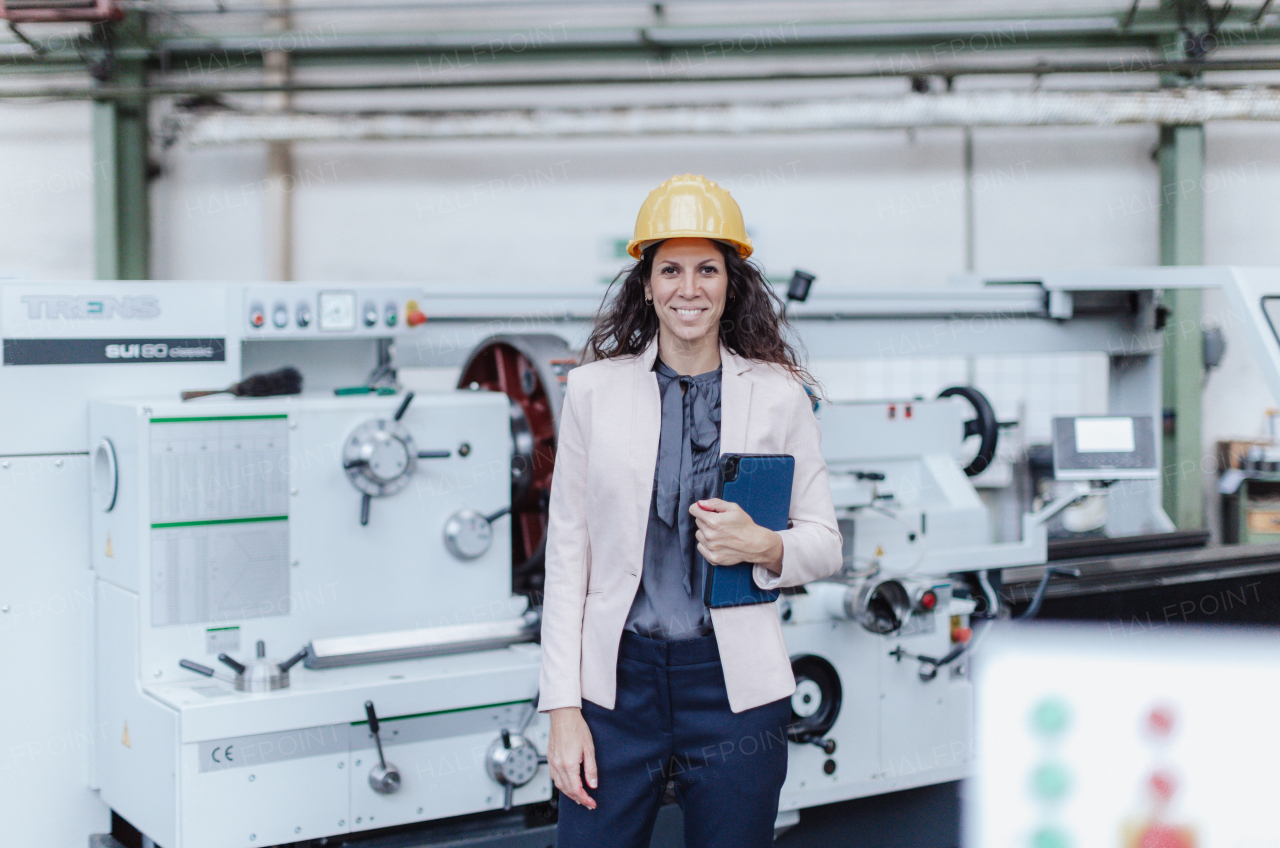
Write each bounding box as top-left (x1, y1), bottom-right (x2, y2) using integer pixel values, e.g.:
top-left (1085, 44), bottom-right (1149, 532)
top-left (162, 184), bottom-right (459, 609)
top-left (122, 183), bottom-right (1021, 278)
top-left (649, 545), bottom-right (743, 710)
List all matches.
top-left (88, 393), bottom-right (549, 848)
top-left (820, 399), bottom-right (989, 575)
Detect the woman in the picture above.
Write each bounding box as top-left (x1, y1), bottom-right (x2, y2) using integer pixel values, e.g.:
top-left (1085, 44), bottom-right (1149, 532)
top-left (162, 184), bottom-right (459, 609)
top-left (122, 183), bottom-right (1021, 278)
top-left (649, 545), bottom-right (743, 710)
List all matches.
top-left (539, 174), bottom-right (843, 848)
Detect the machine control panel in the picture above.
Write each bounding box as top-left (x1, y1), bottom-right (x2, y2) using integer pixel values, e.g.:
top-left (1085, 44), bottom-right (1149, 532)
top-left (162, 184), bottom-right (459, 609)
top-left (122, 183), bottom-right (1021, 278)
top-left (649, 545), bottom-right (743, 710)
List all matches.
top-left (1052, 416), bottom-right (1158, 480)
top-left (243, 286), bottom-right (427, 336)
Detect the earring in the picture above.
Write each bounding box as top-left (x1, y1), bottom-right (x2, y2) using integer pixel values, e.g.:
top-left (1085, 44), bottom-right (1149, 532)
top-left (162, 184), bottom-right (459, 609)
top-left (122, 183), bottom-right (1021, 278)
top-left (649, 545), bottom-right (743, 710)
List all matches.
top-left (644, 293), bottom-right (653, 303)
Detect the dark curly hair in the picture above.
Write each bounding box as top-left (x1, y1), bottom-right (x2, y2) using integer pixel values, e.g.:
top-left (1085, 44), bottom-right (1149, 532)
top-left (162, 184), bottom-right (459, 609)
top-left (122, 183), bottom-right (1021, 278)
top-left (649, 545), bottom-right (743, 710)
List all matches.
top-left (582, 240), bottom-right (823, 398)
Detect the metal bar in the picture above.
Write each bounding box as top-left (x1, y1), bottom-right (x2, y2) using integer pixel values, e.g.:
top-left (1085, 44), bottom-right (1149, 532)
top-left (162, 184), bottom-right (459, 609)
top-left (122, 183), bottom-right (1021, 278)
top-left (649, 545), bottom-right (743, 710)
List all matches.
top-left (4, 12), bottom-right (1280, 71)
top-left (12, 56), bottom-right (1280, 96)
top-left (963, 127), bottom-right (975, 271)
top-left (143, 89), bottom-right (1280, 145)
top-left (1158, 122), bottom-right (1206, 531)
top-left (1002, 542), bottom-right (1280, 600)
top-left (92, 13), bottom-right (150, 280)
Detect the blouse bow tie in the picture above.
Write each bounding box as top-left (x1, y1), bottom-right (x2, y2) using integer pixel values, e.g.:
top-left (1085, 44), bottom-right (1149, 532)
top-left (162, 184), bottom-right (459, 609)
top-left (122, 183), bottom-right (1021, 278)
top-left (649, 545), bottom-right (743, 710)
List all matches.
top-left (653, 358), bottom-right (722, 594)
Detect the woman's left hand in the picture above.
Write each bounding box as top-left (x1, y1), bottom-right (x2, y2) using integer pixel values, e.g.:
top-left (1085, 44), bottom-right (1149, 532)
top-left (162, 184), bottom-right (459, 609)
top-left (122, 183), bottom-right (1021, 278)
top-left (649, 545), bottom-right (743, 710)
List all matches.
top-left (690, 498), bottom-right (783, 571)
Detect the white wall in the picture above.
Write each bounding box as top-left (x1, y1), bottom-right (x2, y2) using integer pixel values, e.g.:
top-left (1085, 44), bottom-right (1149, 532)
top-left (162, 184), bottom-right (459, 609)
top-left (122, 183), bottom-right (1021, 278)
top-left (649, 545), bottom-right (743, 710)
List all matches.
top-left (9, 100), bottom-right (1279, 451)
top-left (0, 102), bottom-right (95, 280)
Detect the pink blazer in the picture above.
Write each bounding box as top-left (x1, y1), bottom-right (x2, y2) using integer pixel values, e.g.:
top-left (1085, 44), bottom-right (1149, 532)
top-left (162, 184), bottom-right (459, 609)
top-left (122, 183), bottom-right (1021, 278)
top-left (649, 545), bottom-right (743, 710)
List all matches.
top-left (537, 335), bottom-right (844, 714)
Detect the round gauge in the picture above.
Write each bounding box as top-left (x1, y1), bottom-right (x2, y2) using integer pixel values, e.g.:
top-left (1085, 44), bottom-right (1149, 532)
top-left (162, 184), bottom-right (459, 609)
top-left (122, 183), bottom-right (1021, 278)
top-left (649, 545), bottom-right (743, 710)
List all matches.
top-left (443, 509), bottom-right (494, 560)
top-left (342, 419), bottom-right (418, 496)
top-left (92, 438), bottom-right (118, 512)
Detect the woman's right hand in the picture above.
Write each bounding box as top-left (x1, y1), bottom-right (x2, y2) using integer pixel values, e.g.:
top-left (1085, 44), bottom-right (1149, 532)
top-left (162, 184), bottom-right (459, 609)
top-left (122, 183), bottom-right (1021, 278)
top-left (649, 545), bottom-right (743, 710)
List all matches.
top-left (547, 707), bottom-right (598, 810)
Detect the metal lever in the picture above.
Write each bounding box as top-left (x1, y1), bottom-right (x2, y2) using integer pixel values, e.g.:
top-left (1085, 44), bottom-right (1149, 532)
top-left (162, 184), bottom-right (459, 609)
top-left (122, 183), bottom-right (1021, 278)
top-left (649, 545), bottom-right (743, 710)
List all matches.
top-left (417, 450), bottom-right (451, 459)
top-left (360, 493), bottom-right (371, 526)
top-left (179, 659), bottom-right (237, 685)
top-left (278, 647), bottom-right (308, 674)
top-left (393, 391), bottom-right (414, 421)
top-left (810, 738), bottom-right (837, 755)
top-left (363, 701), bottom-right (401, 794)
top-left (217, 653), bottom-right (246, 676)
top-left (180, 659), bottom-right (216, 677)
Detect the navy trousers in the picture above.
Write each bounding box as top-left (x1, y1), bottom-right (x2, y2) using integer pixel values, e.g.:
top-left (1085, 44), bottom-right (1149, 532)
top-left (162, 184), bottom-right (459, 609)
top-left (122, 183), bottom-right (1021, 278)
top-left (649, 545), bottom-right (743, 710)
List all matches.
top-left (557, 630), bottom-right (792, 848)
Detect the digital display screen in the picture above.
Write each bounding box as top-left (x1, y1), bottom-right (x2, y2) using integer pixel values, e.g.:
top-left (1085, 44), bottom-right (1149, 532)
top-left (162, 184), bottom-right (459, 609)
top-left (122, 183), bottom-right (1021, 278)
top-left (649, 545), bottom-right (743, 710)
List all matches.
top-left (1075, 417), bottom-right (1135, 453)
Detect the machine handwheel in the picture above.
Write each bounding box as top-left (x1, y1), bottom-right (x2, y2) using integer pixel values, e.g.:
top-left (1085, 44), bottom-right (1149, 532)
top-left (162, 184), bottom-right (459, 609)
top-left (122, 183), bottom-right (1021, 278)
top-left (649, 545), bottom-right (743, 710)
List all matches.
top-left (937, 385), bottom-right (999, 476)
top-left (458, 334), bottom-right (576, 596)
top-left (787, 655), bottom-right (842, 744)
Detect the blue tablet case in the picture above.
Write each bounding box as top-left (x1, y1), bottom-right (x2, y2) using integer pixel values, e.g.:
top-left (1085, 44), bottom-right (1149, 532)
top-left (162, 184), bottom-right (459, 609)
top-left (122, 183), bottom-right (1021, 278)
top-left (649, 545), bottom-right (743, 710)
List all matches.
top-left (702, 453), bottom-right (794, 608)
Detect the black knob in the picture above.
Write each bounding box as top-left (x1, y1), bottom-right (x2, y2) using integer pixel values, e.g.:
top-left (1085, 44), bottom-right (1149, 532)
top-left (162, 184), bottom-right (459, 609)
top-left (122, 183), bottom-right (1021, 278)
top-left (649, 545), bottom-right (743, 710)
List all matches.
top-left (365, 701), bottom-right (380, 734)
top-left (360, 493), bottom-right (371, 526)
top-left (501, 728), bottom-right (511, 749)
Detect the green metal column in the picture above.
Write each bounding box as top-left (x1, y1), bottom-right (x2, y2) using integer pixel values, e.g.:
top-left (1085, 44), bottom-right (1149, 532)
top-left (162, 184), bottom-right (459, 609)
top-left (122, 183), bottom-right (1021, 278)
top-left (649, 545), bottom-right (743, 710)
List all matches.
top-left (93, 12), bottom-right (150, 280)
top-left (1158, 123), bottom-right (1205, 529)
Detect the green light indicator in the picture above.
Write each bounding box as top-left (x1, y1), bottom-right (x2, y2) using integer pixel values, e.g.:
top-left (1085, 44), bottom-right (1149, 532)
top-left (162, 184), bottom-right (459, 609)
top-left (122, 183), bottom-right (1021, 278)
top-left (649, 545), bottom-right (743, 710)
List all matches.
top-left (1031, 697), bottom-right (1071, 736)
top-left (1031, 826), bottom-right (1070, 848)
top-left (1031, 762), bottom-right (1071, 800)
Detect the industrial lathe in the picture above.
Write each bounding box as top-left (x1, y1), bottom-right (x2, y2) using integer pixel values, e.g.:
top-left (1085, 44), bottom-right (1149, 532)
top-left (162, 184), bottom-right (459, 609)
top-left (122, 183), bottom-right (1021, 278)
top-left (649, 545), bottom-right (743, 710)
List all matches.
top-left (5, 268), bottom-right (1280, 847)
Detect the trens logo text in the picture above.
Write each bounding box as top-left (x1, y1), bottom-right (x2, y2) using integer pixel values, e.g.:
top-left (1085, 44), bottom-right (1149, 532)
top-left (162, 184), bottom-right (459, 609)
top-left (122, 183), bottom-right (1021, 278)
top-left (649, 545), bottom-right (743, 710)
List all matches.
top-left (21, 295), bottom-right (161, 320)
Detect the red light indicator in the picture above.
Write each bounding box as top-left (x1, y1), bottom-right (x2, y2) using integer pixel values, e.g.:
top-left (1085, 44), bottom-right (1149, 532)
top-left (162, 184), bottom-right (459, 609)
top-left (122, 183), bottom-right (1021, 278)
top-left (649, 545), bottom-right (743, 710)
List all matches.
top-left (918, 590), bottom-right (937, 611)
top-left (1147, 706), bottom-right (1175, 737)
top-left (1150, 770), bottom-right (1176, 803)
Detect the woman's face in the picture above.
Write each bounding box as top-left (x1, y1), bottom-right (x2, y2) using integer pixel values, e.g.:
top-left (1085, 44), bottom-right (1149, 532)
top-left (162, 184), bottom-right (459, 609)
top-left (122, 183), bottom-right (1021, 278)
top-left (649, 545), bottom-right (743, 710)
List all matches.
top-left (644, 238), bottom-right (728, 347)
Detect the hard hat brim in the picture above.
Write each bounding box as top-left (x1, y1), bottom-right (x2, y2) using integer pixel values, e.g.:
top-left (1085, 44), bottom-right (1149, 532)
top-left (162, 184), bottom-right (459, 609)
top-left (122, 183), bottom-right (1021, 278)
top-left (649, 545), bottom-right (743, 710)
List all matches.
top-left (625, 235), bottom-right (753, 260)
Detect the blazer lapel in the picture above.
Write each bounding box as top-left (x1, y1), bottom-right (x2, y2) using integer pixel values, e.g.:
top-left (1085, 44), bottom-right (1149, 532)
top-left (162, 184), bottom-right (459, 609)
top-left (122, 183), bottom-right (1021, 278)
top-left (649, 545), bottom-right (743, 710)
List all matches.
top-left (630, 338), bottom-right (663, 550)
top-left (719, 341), bottom-right (752, 457)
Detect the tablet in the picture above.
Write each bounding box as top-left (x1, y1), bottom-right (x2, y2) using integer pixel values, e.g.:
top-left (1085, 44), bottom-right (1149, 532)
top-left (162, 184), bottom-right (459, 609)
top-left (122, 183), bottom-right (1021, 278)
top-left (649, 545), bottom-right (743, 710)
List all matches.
top-left (702, 453), bottom-right (793, 608)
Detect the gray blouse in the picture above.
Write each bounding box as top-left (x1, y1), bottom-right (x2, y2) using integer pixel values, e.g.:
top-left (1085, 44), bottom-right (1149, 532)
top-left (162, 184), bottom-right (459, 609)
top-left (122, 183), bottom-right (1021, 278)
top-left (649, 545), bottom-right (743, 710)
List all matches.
top-left (623, 356), bottom-right (722, 641)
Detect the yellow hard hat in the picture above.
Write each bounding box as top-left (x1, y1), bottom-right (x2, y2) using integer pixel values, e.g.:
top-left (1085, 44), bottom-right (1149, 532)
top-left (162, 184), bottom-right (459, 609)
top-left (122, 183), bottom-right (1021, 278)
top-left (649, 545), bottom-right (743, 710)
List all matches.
top-left (626, 174), bottom-right (753, 260)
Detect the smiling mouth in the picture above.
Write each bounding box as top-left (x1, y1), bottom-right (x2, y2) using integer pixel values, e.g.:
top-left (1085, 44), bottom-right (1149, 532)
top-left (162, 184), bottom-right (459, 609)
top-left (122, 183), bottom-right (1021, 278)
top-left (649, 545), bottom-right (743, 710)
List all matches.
top-left (673, 307), bottom-right (705, 316)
